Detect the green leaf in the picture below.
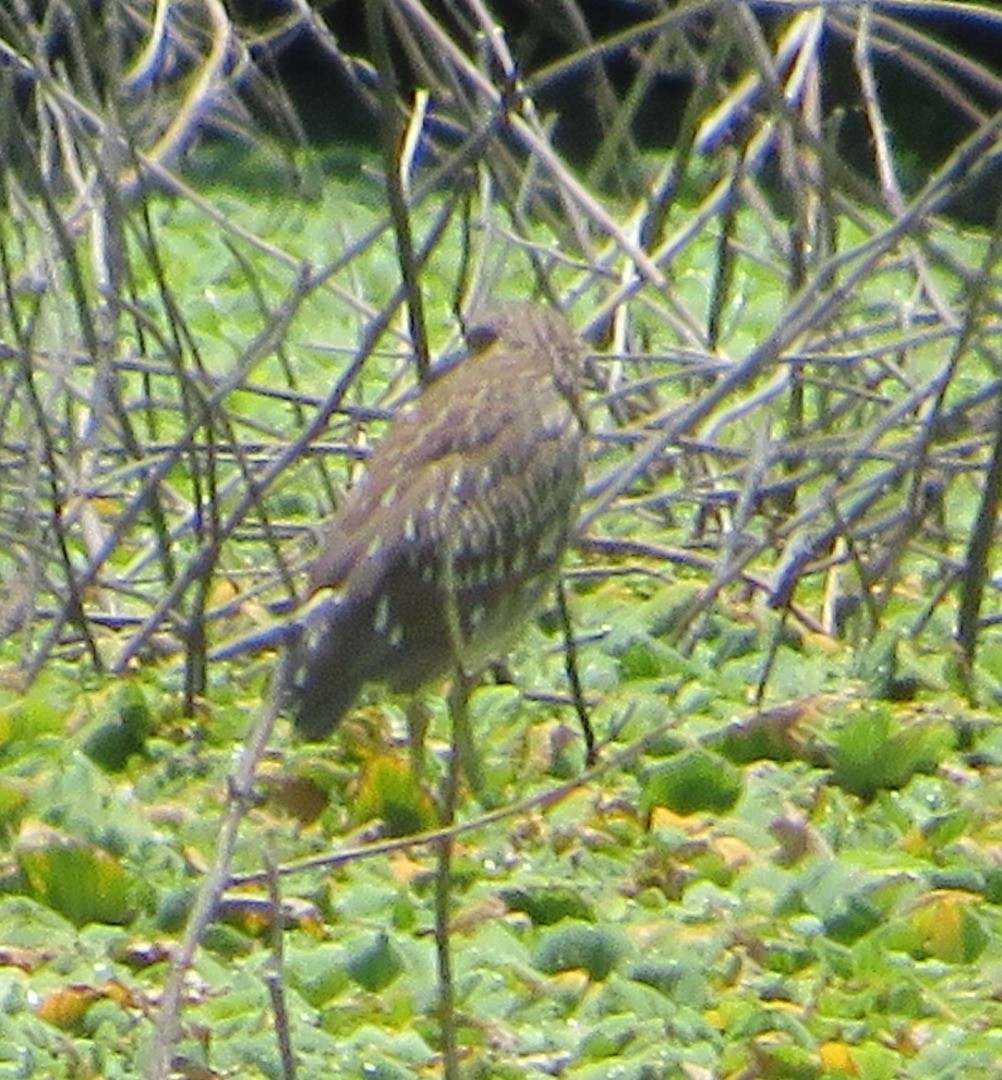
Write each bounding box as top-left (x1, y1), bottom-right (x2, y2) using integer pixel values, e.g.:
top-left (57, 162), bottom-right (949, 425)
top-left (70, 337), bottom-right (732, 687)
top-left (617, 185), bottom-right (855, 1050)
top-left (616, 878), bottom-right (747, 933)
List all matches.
top-left (353, 755), bottom-right (437, 836)
top-left (287, 944), bottom-right (351, 1006)
top-left (641, 749), bottom-right (743, 817)
top-left (16, 828), bottom-right (137, 926)
top-left (83, 683), bottom-right (154, 772)
top-left (499, 885), bottom-right (594, 926)
top-left (830, 705), bottom-right (953, 799)
top-left (346, 930), bottom-right (404, 991)
top-left (533, 921), bottom-right (629, 981)
top-left (900, 890), bottom-right (988, 963)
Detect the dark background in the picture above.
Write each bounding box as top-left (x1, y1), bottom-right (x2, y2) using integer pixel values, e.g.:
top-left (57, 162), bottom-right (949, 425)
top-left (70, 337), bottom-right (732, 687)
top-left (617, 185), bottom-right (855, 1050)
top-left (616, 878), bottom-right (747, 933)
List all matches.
top-left (239, 0), bottom-right (1002, 224)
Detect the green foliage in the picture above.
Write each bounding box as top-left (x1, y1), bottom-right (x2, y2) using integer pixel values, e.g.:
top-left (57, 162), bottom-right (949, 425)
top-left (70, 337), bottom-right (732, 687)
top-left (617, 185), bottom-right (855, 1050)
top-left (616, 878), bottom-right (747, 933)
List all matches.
top-left (16, 834), bottom-right (138, 927)
top-left (346, 931), bottom-right (404, 992)
top-left (642, 749), bottom-right (744, 817)
top-left (82, 684), bottom-right (154, 772)
top-left (829, 704), bottom-right (954, 800)
top-left (352, 755), bottom-right (439, 836)
top-left (533, 921), bottom-right (630, 980)
top-left (0, 669), bottom-right (78, 744)
top-left (287, 944), bottom-right (352, 1006)
top-left (499, 885), bottom-right (595, 926)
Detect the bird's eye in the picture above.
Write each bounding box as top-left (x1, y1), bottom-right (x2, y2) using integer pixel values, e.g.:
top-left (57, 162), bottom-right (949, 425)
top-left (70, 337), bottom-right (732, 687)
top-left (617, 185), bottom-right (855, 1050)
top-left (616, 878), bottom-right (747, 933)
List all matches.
top-left (465, 322), bottom-right (501, 352)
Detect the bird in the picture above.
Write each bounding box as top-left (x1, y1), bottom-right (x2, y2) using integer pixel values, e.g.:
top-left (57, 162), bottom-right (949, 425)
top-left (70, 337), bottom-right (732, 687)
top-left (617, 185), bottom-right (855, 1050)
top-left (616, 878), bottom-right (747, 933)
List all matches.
top-left (289, 300), bottom-right (587, 741)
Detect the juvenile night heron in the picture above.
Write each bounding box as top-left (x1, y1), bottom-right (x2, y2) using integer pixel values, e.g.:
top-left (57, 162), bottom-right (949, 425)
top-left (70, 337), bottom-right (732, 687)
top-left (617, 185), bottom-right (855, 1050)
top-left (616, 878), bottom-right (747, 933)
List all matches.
top-left (290, 301), bottom-right (587, 741)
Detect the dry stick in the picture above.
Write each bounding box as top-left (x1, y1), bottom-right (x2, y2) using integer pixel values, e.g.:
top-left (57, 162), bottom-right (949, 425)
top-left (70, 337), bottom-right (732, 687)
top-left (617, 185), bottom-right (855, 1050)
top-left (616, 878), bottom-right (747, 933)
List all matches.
top-left (579, 536), bottom-right (826, 637)
top-left (853, 5), bottom-right (958, 329)
top-left (856, 8), bottom-right (1002, 122)
top-left (111, 190), bottom-right (466, 675)
top-left (588, 33), bottom-right (1002, 483)
top-left (390, 0), bottom-right (668, 293)
top-left (582, 95), bottom-right (1002, 540)
top-left (954, 227), bottom-right (1002, 679)
top-left (2, 0), bottom-right (232, 232)
top-left (265, 851), bottom-right (298, 1080)
top-left (367, 0), bottom-right (431, 382)
top-left (4, 108), bottom-right (108, 671)
top-left (30, 265), bottom-right (315, 681)
top-left (146, 650), bottom-right (293, 1080)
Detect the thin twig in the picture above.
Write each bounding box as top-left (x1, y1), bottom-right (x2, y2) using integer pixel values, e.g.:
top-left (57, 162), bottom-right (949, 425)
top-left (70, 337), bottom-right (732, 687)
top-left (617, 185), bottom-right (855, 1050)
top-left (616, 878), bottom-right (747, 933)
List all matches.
top-left (146, 650), bottom-right (293, 1080)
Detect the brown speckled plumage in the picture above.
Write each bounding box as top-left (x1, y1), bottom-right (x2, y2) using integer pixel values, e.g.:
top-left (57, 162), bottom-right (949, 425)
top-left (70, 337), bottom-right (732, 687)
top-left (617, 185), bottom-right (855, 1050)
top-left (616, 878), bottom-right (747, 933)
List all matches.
top-left (291, 302), bottom-right (586, 739)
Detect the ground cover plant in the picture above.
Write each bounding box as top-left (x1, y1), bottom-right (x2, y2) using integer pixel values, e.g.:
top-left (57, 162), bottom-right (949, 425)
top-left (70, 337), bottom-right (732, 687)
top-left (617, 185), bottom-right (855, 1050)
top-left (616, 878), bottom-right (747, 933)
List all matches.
top-left (2, 1), bottom-right (1002, 1077)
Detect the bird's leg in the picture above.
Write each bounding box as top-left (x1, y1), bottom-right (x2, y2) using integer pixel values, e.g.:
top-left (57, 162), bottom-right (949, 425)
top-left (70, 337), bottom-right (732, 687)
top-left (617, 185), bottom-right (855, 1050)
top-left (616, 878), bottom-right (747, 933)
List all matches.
top-left (447, 664), bottom-right (484, 801)
top-left (405, 696), bottom-right (432, 783)
top-left (440, 558), bottom-right (485, 800)
top-left (433, 559), bottom-right (470, 1080)
top-left (433, 670), bottom-right (465, 1080)
top-left (557, 577), bottom-right (597, 766)
top-left (433, 727), bottom-right (460, 1080)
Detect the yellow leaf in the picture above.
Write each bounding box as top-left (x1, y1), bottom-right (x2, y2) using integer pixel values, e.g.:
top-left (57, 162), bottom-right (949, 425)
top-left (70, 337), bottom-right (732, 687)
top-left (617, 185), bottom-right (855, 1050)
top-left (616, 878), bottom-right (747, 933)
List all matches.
top-left (900, 826), bottom-right (927, 856)
top-left (35, 985), bottom-right (102, 1030)
top-left (910, 889), bottom-right (985, 963)
top-left (820, 1040), bottom-right (860, 1075)
top-left (354, 754), bottom-right (436, 835)
top-left (209, 577), bottom-right (240, 607)
top-left (713, 835), bottom-right (755, 873)
top-left (389, 851), bottom-right (427, 885)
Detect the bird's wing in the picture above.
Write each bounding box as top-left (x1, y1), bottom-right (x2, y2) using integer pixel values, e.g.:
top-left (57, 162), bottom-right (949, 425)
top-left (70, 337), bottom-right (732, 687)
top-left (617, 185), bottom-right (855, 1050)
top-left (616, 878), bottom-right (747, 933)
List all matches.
top-left (307, 323), bottom-right (579, 597)
top-left (356, 402), bottom-right (579, 594)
